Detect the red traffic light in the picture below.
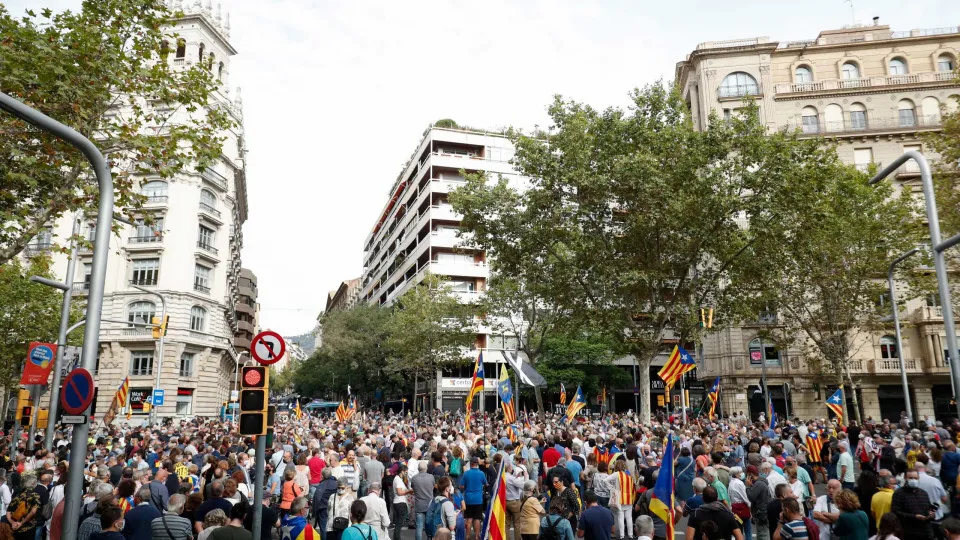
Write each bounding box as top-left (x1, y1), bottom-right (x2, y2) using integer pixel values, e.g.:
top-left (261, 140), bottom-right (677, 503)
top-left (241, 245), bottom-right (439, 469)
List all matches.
top-left (241, 366), bottom-right (268, 388)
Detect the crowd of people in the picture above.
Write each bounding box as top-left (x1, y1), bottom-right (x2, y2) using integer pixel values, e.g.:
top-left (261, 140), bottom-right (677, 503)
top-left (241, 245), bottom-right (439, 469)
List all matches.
top-left (1, 407), bottom-right (960, 540)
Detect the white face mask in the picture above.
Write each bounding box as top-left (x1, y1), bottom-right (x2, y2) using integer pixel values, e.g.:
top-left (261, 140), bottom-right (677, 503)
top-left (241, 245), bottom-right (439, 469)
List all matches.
top-left (907, 479), bottom-right (920, 488)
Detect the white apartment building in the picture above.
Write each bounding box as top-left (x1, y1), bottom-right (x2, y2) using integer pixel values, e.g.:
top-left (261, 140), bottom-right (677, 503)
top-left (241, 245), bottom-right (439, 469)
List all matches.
top-left (359, 126), bottom-right (525, 412)
top-left (25, 0), bottom-right (249, 419)
top-left (674, 22), bottom-right (960, 421)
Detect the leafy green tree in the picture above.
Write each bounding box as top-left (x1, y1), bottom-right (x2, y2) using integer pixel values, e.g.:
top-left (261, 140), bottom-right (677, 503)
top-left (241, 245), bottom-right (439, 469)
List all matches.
top-left (926, 92), bottom-right (960, 237)
top-left (386, 274), bottom-right (477, 413)
top-left (0, 256), bottom-right (83, 418)
top-left (0, 0), bottom-right (232, 263)
top-left (453, 84), bottom-right (862, 422)
top-left (534, 332), bottom-right (629, 406)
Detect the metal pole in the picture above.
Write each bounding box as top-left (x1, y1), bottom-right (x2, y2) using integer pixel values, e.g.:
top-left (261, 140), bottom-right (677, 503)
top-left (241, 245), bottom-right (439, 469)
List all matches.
top-left (681, 371), bottom-right (687, 424)
top-left (26, 386), bottom-right (40, 451)
top-left (759, 336), bottom-right (771, 422)
top-left (632, 357), bottom-right (639, 414)
top-left (7, 397), bottom-right (18, 459)
top-left (889, 248), bottom-right (919, 424)
top-left (0, 91), bottom-right (115, 540)
top-left (133, 285), bottom-right (166, 426)
top-left (871, 152), bottom-right (960, 418)
top-left (251, 434), bottom-right (267, 535)
top-left (44, 216), bottom-right (81, 451)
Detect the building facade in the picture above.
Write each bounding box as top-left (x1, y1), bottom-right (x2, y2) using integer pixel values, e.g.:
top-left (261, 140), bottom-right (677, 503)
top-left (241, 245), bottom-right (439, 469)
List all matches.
top-left (675, 22), bottom-right (960, 421)
top-left (325, 278), bottom-right (361, 313)
top-left (26, 1), bottom-right (249, 420)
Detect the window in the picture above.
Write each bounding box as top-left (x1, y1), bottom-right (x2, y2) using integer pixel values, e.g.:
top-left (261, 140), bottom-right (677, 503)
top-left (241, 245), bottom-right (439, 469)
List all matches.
top-left (131, 217), bottom-right (163, 242)
top-left (854, 148), bottom-right (874, 172)
top-left (179, 353), bottom-right (195, 377)
top-left (81, 264), bottom-right (92, 291)
top-left (889, 58), bottom-right (908, 75)
top-left (903, 144), bottom-right (922, 173)
top-left (131, 258), bottom-right (160, 286)
top-left (85, 222), bottom-right (97, 242)
top-left (849, 103), bottom-right (867, 130)
top-left (176, 389), bottom-right (194, 416)
top-left (194, 264), bottom-right (211, 293)
top-left (824, 104), bottom-right (843, 132)
top-left (447, 280), bottom-right (476, 292)
top-left (141, 181), bottom-right (167, 201)
top-left (921, 96), bottom-right (941, 125)
top-left (794, 66), bottom-right (813, 83)
top-left (801, 106), bottom-right (819, 134)
top-left (130, 351), bottom-right (154, 376)
top-left (939, 54), bottom-right (956, 72)
top-left (748, 338), bottom-right (782, 366)
top-left (898, 99), bottom-right (916, 127)
top-left (208, 52), bottom-right (215, 70)
top-left (880, 335), bottom-right (898, 359)
top-left (198, 225), bottom-right (215, 250)
top-left (200, 189), bottom-right (218, 212)
top-left (175, 39), bottom-right (186, 59)
top-left (127, 301), bottom-right (156, 329)
top-left (926, 294), bottom-right (942, 307)
top-left (842, 62), bottom-right (860, 79)
top-left (718, 72), bottom-right (760, 98)
top-left (218, 62), bottom-right (225, 81)
top-left (435, 252), bottom-right (475, 265)
top-left (489, 335), bottom-right (521, 351)
top-left (198, 43), bottom-right (205, 62)
top-left (190, 306), bottom-right (206, 331)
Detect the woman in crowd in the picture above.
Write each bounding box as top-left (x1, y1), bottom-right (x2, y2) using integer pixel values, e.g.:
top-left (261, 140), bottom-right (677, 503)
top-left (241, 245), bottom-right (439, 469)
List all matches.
top-left (517, 480), bottom-right (544, 540)
top-left (870, 512), bottom-right (902, 540)
top-left (280, 467), bottom-right (305, 515)
top-left (675, 447), bottom-right (695, 501)
top-left (342, 500), bottom-right (377, 540)
top-left (328, 477), bottom-right (357, 540)
top-left (833, 489), bottom-right (870, 540)
top-left (197, 509), bottom-right (228, 540)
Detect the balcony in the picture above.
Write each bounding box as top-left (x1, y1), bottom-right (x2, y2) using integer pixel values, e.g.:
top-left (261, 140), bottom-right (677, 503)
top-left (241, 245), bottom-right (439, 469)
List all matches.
top-left (848, 357), bottom-right (921, 374)
top-left (775, 71), bottom-right (959, 95)
top-left (194, 283), bottom-right (211, 294)
top-left (129, 278), bottom-right (158, 287)
top-left (23, 243), bottom-right (52, 257)
top-left (782, 114), bottom-right (942, 137)
top-left (429, 259), bottom-right (489, 279)
top-left (129, 233), bottom-right (163, 244)
top-left (201, 167), bottom-right (229, 191)
top-left (72, 282), bottom-right (90, 295)
top-left (717, 85), bottom-right (761, 100)
top-left (197, 242), bottom-right (219, 255)
top-left (913, 305), bottom-right (946, 324)
top-left (199, 202), bottom-right (222, 219)
top-left (144, 195), bottom-right (168, 205)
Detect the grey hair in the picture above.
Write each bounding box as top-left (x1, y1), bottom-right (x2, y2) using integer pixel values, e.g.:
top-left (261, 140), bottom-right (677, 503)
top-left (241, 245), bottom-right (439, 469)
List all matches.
top-left (137, 485), bottom-right (153, 501)
top-left (523, 480), bottom-right (537, 493)
top-left (290, 496), bottom-right (308, 515)
top-left (418, 461), bottom-right (428, 473)
top-left (692, 477), bottom-right (707, 493)
top-left (94, 481), bottom-right (115, 501)
top-left (760, 462), bottom-right (773, 473)
top-left (322, 468), bottom-right (332, 479)
top-left (367, 482), bottom-right (382, 492)
top-left (704, 467), bottom-right (716, 480)
top-left (557, 458), bottom-right (566, 466)
top-left (636, 515), bottom-right (654, 537)
top-left (21, 475), bottom-right (38, 489)
top-left (167, 494), bottom-right (186, 514)
top-left (203, 509), bottom-right (228, 528)
top-left (729, 466), bottom-right (742, 477)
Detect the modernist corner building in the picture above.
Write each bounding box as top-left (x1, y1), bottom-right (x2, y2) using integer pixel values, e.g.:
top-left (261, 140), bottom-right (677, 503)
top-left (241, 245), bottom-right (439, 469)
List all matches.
top-left (20, 1), bottom-right (255, 419)
top-left (674, 21), bottom-right (960, 422)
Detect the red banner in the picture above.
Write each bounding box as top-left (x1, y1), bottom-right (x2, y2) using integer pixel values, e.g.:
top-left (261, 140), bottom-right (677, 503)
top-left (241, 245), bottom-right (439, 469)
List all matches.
top-left (21, 342), bottom-right (57, 385)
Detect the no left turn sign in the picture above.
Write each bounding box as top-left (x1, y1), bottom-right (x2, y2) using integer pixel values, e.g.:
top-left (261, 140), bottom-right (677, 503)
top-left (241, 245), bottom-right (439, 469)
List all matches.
top-left (251, 330), bottom-right (285, 365)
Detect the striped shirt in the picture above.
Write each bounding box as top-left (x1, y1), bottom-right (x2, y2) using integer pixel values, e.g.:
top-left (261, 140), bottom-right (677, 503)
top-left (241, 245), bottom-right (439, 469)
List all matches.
top-left (778, 519), bottom-right (809, 539)
top-left (150, 512), bottom-right (194, 540)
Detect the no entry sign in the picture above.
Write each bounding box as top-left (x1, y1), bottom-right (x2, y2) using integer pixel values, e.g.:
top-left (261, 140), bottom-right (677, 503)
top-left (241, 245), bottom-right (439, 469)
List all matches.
top-left (60, 368), bottom-right (95, 415)
top-left (251, 330), bottom-right (285, 365)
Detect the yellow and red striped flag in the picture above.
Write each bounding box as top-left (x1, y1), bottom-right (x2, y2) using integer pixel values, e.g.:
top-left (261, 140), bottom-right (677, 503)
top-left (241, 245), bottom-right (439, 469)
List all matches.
top-left (479, 461), bottom-right (507, 540)
top-left (657, 345), bottom-right (696, 391)
top-left (116, 377), bottom-right (130, 408)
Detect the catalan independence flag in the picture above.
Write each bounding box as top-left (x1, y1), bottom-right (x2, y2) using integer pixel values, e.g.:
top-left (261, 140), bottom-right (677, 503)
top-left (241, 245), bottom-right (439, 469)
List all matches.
top-left (706, 377), bottom-right (720, 420)
top-left (335, 401), bottom-right (348, 422)
top-left (497, 369), bottom-right (516, 425)
top-left (116, 377), bottom-right (130, 408)
top-left (479, 461), bottom-right (507, 540)
top-left (826, 387), bottom-right (844, 422)
top-left (650, 433), bottom-right (676, 539)
top-left (806, 431), bottom-right (823, 463)
top-left (657, 345), bottom-right (696, 391)
top-left (564, 385), bottom-right (586, 423)
top-left (294, 399), bottom-right (303, 420)
top-left (465, 353), bottom-right (485, 429)
top-left (614, 469), bottom-right (634, 505)
top-left (559, 383), bottom-right (567, 405)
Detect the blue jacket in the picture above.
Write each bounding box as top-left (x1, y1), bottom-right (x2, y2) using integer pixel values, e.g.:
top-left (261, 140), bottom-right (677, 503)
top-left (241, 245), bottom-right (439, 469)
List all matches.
top-left (122, 504), bottom-right (161, 540)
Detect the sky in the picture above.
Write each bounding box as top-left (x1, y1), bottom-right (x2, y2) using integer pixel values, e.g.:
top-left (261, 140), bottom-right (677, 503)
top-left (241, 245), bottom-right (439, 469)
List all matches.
top-left (6, 0), bottom-right (960, 335)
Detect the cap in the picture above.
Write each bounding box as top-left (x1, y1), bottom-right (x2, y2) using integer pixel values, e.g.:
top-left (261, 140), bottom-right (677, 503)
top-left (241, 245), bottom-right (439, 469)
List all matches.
top-left (470, 456), bottom-right (479, 464)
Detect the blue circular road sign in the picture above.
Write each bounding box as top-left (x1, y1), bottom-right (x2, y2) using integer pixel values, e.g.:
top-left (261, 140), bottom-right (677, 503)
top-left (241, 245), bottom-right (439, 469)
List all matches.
top-left (61, 368), bottom-right (95, 415)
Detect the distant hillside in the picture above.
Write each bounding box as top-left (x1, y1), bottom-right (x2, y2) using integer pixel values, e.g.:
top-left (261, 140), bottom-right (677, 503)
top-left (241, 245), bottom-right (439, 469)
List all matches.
top-left (285, 332), bottom-right (317, 357)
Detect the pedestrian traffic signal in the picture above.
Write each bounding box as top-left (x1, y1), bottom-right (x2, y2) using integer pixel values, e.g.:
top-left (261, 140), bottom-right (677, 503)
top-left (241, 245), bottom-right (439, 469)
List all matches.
top-left (700, 307), bottom-right (714, 329)
top-left (238, 365), bottom-right (269, 435)
top-left (20, 406), bottom-right (32, 427)
top-left (151, 316), bottom-right (169, 339)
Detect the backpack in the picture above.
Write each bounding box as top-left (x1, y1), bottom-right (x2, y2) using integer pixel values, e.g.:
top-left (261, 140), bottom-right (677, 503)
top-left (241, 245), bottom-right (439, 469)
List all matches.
top-left (802, 516), bottom-right (821, 539)
top-left (425, 496), bottom-right (446, 538)
top-left (538, 515), bottom-right (562, 540)
top-left (450, 457), bottom-right (462, 476)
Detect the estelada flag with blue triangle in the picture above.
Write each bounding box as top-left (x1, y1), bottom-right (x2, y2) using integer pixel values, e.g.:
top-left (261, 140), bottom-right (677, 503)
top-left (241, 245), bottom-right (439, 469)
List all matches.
top-left (657, 345), bottom-right (696, 391)
top-left (826, 387), bottom-right (844, 421)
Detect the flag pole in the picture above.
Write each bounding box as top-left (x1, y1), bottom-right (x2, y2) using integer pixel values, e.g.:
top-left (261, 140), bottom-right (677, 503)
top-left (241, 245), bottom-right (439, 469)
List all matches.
top-left (681, 373), bottom-right (687, 424)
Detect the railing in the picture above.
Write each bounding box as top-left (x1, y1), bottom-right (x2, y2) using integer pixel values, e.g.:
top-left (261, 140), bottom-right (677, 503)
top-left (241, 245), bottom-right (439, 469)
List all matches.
top-left (697, 37), bottom-right (764, 50)
top-left (717, 85), bottom-right (761, 98)
top-left (123, 327), bottom-right (150, 336)
top-left (72, 282), bottom-right (90, 295)
top-left (199, 202), bottom-right (221, 217)
top-left (23, 243), bottom-right (52, 257)
top-left (129, 278), bottom-right (157, 286)
top-left (783, 114), bottom-right (942, 135)
top-left (935, 71), bottom-right (957, 82)
top-left (201, 167), bottom-right (228, 191)
top-left (890, 26), bottom-right (960, 38)
top-left (197, 242), bottom-right (219, 255)
top-left (787, 81), bottom-right (825, 92)
top-left (173, 57), bottom-right (186, 66)
top-left (839, 78), bottom-right (871, 89)
top-left (144, 195), bottom-right (168, 204)
top-left (777, 39), bottom-right (817, 49)
top-left (776, 70), bottom-right (958, 94)
top-left (194, 283), bottom-right (211, 293)
top-left (885, 74), bottom-right (920, 85)
top-left (878, 358), bottom-right (917, 370)
top-left (129, 233), bottom-right (163, 243)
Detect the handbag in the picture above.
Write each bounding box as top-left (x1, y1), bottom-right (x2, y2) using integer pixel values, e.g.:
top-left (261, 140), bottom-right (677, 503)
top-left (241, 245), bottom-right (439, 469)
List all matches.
top-left (731, 502), bottom-right (751, 520)
top-left (331, 493), bottom-right (349, 531)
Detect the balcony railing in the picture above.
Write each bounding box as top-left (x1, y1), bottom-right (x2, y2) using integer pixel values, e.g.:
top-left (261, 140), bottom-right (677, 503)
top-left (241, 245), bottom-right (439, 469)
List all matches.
top-left (72, 282), bottom-right (90, 295)
top-left (839, 78), bottom-right (871, 89)
top-left (173, 57), bottom-right (185, 66)
top-left (199, 202), bottom-right (221, 217)
top-left (783, 114), bottom-right (942, 136)
top-left (878, 358), bottom-right (917, 370)
top-left (129, 278), bottom-right (158, 286)
top-left (197, 242), bottom-right (219, 255)
top-left (194, 283), bottom-right (211, 293)
top-left (129, 233), bottom-right (163, 243)
top-left (23, 243), bottom-right (52, 257)
top-left (201, 167), bottom-right (228, 191)
top-left (776, 70), bottom-right (959, 94)
top-left (717, 85), bottom-right (761, 98)
top-left (144, 195), bottom-right (168, 204)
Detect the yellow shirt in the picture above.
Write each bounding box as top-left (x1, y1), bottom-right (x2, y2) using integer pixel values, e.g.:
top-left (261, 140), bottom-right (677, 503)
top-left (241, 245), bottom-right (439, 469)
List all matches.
top-left (871, 488), bottom-right (894, 529)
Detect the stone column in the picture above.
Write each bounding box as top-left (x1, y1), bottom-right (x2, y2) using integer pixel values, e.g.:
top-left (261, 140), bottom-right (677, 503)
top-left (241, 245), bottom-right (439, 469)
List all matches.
top-left (858, 382), bottom-right (882, 421)
top-left (913, 385), bottom-right (935, 419)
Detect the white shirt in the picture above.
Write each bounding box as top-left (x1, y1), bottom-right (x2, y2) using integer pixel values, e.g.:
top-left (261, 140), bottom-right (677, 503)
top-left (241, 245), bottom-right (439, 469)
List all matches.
top-left (0, 484), bottom-right (10, 517)
top-left (765, 471), bottom-right (787, 497)
top-left (813, 495), bottom-right (838, 540)
top-left (728, 478), bottom-right (750, 506)
top-left (918, 472), bottom-right (947, 519)
top-left (393, 476), bottom-right (411, 506)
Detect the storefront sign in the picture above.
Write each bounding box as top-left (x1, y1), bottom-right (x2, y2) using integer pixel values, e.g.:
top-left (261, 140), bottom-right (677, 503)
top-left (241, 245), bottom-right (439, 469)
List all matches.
top-left (130, 387), bottom-right (153, 410)
top-left (440, 378), bottom-right (499, 392)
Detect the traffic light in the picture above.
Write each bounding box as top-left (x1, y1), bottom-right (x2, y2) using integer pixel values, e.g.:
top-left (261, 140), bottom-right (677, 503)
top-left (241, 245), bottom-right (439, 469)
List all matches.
top-left (15, 389), bottom-right (29, 423)
top-left (20, 406), bottom-right (32, 427)
top-left (151, 316), bottom-right (169, 339)
top-left (238, 365), bottom-right (269, 435)
top-left (700, 307), bottom-right (714, 329)
top-left (38, 409), bottom-right (48, 430)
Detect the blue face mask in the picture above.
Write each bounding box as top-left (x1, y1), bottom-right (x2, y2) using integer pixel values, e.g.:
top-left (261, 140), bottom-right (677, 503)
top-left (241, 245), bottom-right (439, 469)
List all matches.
top-left (760, 472), bottom-right (768, 478)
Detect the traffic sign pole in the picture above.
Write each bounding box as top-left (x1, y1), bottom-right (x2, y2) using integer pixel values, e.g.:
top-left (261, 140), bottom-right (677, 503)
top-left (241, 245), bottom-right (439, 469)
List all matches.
top-left (251, 434), bottom-right (267, 536)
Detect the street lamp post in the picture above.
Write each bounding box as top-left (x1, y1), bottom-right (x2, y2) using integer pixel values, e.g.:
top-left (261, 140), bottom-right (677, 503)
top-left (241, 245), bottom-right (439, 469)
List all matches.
top-left (132, 285), bottom-right (166, 426)
top-left (888, 248), bottom-right (919, 425)
top-left (871, 151), bottom-right (960, 419)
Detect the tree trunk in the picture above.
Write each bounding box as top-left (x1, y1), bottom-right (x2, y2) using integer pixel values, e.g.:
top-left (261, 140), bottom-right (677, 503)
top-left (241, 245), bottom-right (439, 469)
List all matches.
top-left (638, 356), bottom-right (652, 424)
top-left (837, 370), bottom-right (849, 427)
top-left (844, 365), bottom-right (863, 425)
top-left (533, 386), bottom-right (545, 422)
top-left (413, 371), bottom-right (419, 414)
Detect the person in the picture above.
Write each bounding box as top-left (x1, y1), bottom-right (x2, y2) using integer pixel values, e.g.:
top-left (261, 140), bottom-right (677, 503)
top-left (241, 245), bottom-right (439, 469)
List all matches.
top-left (890, 470), bottom-right (935, 540)
top-left (762, 462), bottom-right (787, 498)
top-left (869, 512), bottom-right (903, 540)
top-left (328, 477), bottom-right (357, 540)
top-left (282, 496), bottom-right (321, 540)
top-left (197, 509), bottom-right (227, 540)
top-left (772, 497), bottom-right (808, 540)
top-left (390, 465), bottom-right (412, 540)
top-left (785, 467), bottom-right (806, 503)
top-left (607, 460), bottom-right (632, 540)
top-left (914, 462), bottom-right (947, 521)
top-left (194, 481), bottom-right (233, 534)
top-left (703, 467), bottom-right (729, 507)
top-left (837, 443), bottom-right (856, 490)
top-left (150, 467), bottom-right (172, 511)
top-left (360, 482), bottom-right (391, 540)
top-left (433, 476), bottom-right (459, 540)
top-left (854, 470), bottom-right (879, 537)
top-left (728, 467), bottom-right (751, 535)
top-left (685, 478), bottom-right (707, 516)
top-left (675, 447), bottom-right (695, 502)
top-left (122, 486), bottom-right (162, 540)
top-left (747, 465), bottom-right (772, 540)
top-left (550, 472), bottom-right (581, 532)
top-left (342, 500), bottom-right (378, 540)
top-left (79, 487), bottom-right (117, 540)
top-left (150, 493), bottom-right (193, 540)
top-left (5, 475), bottom-right (41, 540)
top-left (592, 462), bottom-right (611, 509)
top-left (941, 517), bottom-right (960, 540)
top-left (0, 471), bottom-right (10, 517)
top-left (871, 473), bottom-right (897, 531)
top-left (91, 505), bottom-right (125, 540)
top-left (686, 486), bottom-right (743, 540)
top-left (208, 502), bottom-right (252, 540)
top-left (505, 462), bottom-right (529, 540)
top-left (542, 500), bottom-right (576, 540)
top-left (518, 481), bottom-right (544, 540)
top-left (634, 515), bottom-right (654, 540)
top-left (243, 497), bottom-right (280, 540)
top-left (814, 480), bottom-right (842, 540)
top-left (576, 491), bottom-right (612, 540)
top-left (314, 468), bottom-right (339, 539)
top-left (281, 467), bottom-right (306, 515)
top-left (309, 449), bottom-right (327, 503)
top-left (833, 489), bottom-right (869, 540)
top-left (459, 458), bottom-right (487, 540)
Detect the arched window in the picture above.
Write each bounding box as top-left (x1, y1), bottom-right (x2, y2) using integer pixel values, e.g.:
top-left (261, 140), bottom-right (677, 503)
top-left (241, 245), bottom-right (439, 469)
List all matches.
top-left (719, 72), bottom-right (760, 98)
top-left (898, 99), bottom-right (917, 127)
top-left (190, 306), bottom-right (206, 331)
top-left (200, 189), bottom-right (218, 209)
top-left (218, 62), bottom-right (225, 81)
top-left (849, 102), bottom-right (867, 130)
top-left (889, 57), bottom-right (908, 75)
top-left (795, 66), bottom-right (813, 83)
top-left (824, 103), bottom-right (843, 132)
top-left (921, 96), bottom-right (942, 125)
top-left (208, 52), bottom-right (215, 70)
top-left (141, 181), bottom-right (167, 201)
top-left (842, 62), bottom-right (860, 79)
top-left (801, 106), bottom-right (819, 134)
top-left (938, 54), bottom-right (955, 72)
top-left (175, 39), bottom-right (186, 59)
top-left (880, 335), bottom-right (898, 359)
top-left (128, 301), bottom-right (156, 326)
top-left (198, 42), bottom-right (205, 62)
top-left (749, 338), bottom-right (782, 366)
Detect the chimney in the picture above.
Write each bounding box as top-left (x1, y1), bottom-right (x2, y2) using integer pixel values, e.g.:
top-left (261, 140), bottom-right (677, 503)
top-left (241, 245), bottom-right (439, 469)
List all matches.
top-left (873, 16), bottom-right (880, 26)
